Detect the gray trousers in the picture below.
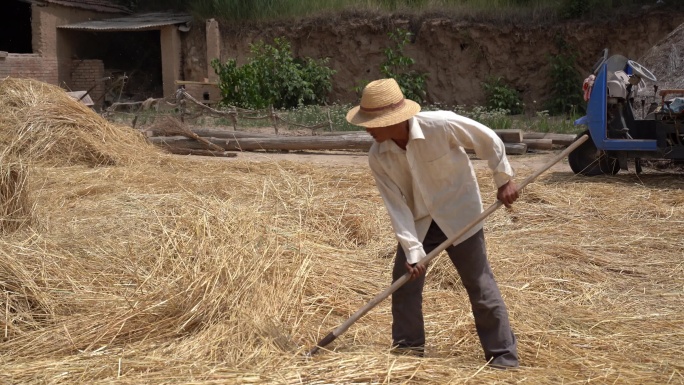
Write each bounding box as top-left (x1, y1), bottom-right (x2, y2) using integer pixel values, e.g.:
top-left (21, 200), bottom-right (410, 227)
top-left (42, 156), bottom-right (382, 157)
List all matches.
top-left (392, 221), bottom-right (518, 366)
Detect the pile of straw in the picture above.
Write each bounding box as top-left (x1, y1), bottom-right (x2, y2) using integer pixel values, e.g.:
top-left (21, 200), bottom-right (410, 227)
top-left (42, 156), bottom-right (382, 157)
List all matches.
top-left (0, 77), bottom-right (158, 167)
top-left (640, 22), bottom-right (684, 96)
top-left (0, 156), bottom-right (32, 234)
top-left (0, 75), bottom-right (681, 384)
top-left (0, 143), bottom-right (682, 383)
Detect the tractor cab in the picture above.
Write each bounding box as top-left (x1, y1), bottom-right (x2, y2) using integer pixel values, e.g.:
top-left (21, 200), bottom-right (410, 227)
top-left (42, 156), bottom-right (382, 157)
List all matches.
top-left (604, 55), bottom-right (647, 101)
top-left (569, 49), bottom-right (684, 175)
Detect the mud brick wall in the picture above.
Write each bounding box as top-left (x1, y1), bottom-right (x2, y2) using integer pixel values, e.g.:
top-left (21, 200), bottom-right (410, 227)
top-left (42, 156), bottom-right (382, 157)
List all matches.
top-left (0, 52), bottom-right (8, 78)
top-left (70, 59), bottom-right (105, 109)
top-left (181, 83), bottom-right (221, 105)
top-left (0, 54), bottom-right (58, 84)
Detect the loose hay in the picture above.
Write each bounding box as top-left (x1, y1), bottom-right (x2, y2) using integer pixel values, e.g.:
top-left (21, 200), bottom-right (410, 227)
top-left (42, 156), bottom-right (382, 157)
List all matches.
top-left (0, 156), bottom-right (32, 234)
top-left (0, 77), bottom-right (159, 166)
top-left (640, 22), bottom-right (684, 96)
top-left (0, 79), bottom-right (682, 384)
top-left (0, 154), bottom-right (682, 384)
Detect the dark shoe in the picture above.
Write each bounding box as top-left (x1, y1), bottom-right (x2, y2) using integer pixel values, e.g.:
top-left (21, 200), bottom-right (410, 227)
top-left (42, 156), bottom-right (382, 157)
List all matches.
top-left (488, 355), bottom-right (519, 370)
top-left (390, 344), bottom-right (425, 357)
top-left (488, 362), bottom-right (519, 370)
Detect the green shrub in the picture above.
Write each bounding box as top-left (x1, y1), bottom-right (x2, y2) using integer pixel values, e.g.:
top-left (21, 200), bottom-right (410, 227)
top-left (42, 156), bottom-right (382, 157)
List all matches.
top-left (482, 77), bottom-right (522, 115)
top-left (284, 103), bottom-right (358, 131)
top-left (380, 29), bottom-right (428, 104)
top-left (353, 28), bottom-right (427, 103)
top-left (454, 105), bottom-right (513, 129)
top-left (526, 110), bottom-right (582, 134)
top-left (545, 34), bottom-right (584, 116)
top-left (211, 38), bottom-right (335, 109)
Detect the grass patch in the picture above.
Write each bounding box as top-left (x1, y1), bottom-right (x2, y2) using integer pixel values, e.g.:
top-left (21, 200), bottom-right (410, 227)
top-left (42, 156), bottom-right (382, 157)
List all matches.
top-left (523, 110), bottom-right (583, 134)
top-left (131, 0), bottom-right (668, 22)
top-left (118, 103), bottom-right (584, 135)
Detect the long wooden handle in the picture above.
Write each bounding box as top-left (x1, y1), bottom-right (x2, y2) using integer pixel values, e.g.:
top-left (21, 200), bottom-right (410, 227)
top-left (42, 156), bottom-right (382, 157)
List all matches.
top-left (307, 135), bottom-right (589, 356)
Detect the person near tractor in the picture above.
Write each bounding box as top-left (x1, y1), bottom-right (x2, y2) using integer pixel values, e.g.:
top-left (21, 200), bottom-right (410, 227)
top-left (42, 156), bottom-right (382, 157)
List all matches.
top-left (345, 78), bottom-right (520, 369)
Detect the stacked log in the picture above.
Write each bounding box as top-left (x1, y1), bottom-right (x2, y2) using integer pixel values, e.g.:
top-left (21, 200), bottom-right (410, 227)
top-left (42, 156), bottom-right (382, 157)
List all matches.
top-left (521, 132), bottom-right (577, 146)
top-left (321, 129), bottom-right (574, 151)
top-left (146, 126), bottom-right (575, 157)
top-left (493, 129), bottom-right (564, 151)
top-left (149, 133), bottom-right (529, 155)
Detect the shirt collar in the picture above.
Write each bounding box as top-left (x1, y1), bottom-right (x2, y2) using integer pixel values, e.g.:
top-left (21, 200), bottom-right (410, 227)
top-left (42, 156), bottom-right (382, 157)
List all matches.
top-left (377, 116), bottom-right (424, 154)
top-left (408, 116), bottom-right (425, 141)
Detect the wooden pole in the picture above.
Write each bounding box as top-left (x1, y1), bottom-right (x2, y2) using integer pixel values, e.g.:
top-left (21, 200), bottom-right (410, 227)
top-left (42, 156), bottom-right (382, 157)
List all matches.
top-left (147, 127), bottom-right (274, 139)
top-left (523, 132), bottom-right (576, 147)
top-left (231, 108), bottom-right (239, 131)
top-left (493, 129), bottom-right (523, 143)
top-left (270, 105), bottom-right (279, 135)
top-left (306, 135), bottom-right (589, 356)
top-left (164, 148), bottom-right (237, 157)
top-left (522, 138), bottom-right (553, 150)
top-left (327, 110), bottom-right (333, 133)
top-left (177, 88), bottom-right (186, 123)
top-left (148, 135), bottom-right (528, 154)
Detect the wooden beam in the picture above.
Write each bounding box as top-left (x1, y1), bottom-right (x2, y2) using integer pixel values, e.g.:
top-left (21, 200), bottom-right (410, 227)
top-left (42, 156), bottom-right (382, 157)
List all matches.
top-left (523, 132), bottom-right (576, 146)
top-left (147, 127), bottom-right (274, 139)
top-left (500, 142), bottom-right (527, 155)
top-left (149, 135), bottom-right (372, 151)
top-left (164, 148), bottom-right (238, 157)
top-left (522, 138), bottom-right (554, 150)
top-left (324, 129), bottom-right (526, 144)
top-left (493, 129), bottom-right (524, 143)
top-left (149, 135), bottom-right (528, 154)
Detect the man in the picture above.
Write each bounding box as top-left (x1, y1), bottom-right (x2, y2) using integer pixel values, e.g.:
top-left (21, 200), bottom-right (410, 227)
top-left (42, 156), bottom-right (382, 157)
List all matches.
top-left (346, 78), bottom-right (520, 368)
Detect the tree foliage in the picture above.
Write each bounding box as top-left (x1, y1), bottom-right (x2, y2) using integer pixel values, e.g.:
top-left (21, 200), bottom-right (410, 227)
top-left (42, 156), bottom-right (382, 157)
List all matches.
top-left (545, 33), bottom-right (583, 115)
top-left (211, 38), bottom-right (336, 109)
top-left (380, 28), bottom-right (428, 104)
top-left (482, 77), bottom-right (523, 115)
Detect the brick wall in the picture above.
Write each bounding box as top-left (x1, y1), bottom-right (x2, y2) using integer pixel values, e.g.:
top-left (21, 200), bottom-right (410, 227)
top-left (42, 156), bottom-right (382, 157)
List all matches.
top-left (0, 52), bottom-right (9, 78)
top-left (0, 54), bottom-right (58, 84)
top-left (70, 59), bottom-right (105, 109)
top-left (180, 82), bottom-right (221, 105)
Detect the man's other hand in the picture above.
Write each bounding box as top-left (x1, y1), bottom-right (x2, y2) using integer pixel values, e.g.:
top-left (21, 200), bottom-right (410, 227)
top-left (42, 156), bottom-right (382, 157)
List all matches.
top-left (497, 180), bottom-right (519, 208)
top-left (405, 262), bottom-right (427, 281)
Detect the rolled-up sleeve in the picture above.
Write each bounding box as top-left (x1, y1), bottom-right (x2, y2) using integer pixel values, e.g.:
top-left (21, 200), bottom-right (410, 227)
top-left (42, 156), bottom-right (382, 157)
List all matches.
top-left (444, 116), bottom-right (514, 188)
top-left (369, 152), bottom-right (426, 264)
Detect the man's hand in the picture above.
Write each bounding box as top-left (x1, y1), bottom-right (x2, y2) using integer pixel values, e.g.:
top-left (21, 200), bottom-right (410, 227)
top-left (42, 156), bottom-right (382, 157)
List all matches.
top-left (405, 262), bottom-right (427, 281)
top-left (497, 180), bottom-right (519, 208)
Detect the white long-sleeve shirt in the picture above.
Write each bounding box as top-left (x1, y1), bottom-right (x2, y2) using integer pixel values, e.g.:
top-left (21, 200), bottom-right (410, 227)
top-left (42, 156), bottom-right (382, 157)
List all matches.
top-left (368, 110), bottom-right (514, 264)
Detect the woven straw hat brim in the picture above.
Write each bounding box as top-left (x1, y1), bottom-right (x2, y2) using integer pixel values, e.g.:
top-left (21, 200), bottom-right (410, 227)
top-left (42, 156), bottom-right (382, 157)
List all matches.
top-left (345, 99), bottom-right (421, 128)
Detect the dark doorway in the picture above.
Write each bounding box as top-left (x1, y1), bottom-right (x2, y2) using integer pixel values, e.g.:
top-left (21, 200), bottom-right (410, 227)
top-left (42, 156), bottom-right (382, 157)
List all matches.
top-left (1, 0), bottom-right (33, 53)
top-left (64, 29), bottom-right (163, 104)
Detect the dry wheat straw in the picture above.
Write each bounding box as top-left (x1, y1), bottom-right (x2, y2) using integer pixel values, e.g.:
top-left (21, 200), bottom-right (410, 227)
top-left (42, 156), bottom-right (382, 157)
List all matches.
top-left (0, 78), bottom-right (682, 384)
top-left (0, 77), bottom-right (158, 167)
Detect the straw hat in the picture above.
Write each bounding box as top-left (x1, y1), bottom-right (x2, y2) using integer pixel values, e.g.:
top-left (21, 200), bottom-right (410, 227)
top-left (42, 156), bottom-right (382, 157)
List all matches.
top-left (346, 79), bottom-right (421, 128)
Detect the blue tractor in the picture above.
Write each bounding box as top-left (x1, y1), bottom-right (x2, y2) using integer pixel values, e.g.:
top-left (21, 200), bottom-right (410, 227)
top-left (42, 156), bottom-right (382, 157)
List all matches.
top-left (569, 49), bottom-right (684, 175)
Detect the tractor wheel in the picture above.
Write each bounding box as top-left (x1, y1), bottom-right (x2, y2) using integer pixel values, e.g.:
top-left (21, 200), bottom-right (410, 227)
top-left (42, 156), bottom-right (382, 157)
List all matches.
top-left (568, 131), bottom-right (620, 176)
